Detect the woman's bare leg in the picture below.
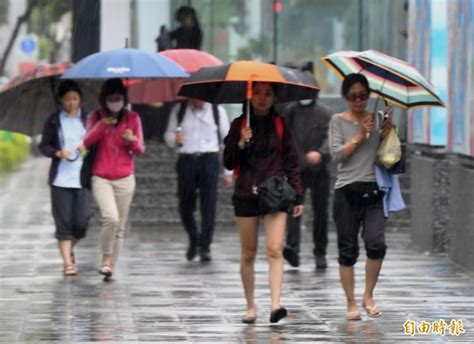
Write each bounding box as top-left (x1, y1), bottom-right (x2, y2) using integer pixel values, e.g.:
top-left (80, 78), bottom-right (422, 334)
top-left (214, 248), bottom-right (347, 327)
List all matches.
top-left (58, 240), bottom-right (74, 267)
top-left (362, 258), bottom-right (383, 314)
top-left (236, 216), bottom-right (259, 317)
top-left (339, 265), bottom-right (359, 314)
top-left (263, 212), bottom-right (287, 311)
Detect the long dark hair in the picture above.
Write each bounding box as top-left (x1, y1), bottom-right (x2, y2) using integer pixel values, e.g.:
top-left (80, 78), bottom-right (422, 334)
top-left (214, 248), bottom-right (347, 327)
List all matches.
top-left (175, 6), bottom-right (201, 29)
top-left (99, 78), bottom-right (128, 118)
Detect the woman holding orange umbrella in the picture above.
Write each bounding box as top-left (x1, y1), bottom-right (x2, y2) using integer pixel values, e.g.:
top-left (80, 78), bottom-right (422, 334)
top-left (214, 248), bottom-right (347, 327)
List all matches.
top-left (223, 82), bottom-right (304, 324)
top-left (180, 60), bottom-right (317, 323)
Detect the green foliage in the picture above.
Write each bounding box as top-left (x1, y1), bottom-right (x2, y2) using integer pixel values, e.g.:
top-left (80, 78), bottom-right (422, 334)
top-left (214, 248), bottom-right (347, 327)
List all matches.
top-left (0, 130), bottom-right (30, 173)
top-left (0, 0), bottom-right (8, 24)
top-left (38, 36), bottom-right (53, 60)
top-left (28, 0), bottom-right (72, 61)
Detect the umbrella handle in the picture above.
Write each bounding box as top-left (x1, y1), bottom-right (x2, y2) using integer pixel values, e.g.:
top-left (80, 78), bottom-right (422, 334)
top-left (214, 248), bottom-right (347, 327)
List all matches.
top-left (246, 80), bottom-right (252, 128)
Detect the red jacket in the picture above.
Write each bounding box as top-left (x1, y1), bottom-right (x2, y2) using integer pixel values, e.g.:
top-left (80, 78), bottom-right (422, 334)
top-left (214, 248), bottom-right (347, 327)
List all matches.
top-left (83, 109), bottom-right (145, 180)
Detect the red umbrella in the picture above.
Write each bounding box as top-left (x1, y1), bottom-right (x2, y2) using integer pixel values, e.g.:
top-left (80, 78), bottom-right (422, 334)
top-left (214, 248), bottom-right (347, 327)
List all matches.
top-left (127, 49), bottom-right (223, 104)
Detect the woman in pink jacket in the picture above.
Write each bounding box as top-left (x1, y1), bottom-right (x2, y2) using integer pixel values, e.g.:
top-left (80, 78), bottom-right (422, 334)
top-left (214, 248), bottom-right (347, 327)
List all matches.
top-left (83, 78), bottom-right (145, 280)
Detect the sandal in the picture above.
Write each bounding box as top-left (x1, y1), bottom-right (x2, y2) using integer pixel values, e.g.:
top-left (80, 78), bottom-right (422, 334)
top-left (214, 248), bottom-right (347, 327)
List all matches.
top-left (242, 315), bottom-right (257, 324)
top-left (363, 303), bottom-right (382, 318)
top-left (64, 265), bottom-right (77, 276)
top-left (346, 310), bottom-right (361, 320)
top-left (97, 265), bottom-right (112, 277)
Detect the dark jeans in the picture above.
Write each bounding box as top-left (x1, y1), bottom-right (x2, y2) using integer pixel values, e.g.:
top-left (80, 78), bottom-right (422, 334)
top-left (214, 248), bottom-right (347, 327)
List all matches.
top-left (51, 186), bottom-right (91, 240)
top-left (176, 153), bottom-right (219, 251)
top-left (333, 185), bottom-right (386, 266)
top-left (286, 170), bottom-right (329, 256)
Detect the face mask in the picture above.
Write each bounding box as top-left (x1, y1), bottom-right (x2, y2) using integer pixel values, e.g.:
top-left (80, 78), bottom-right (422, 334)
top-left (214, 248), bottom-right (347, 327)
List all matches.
top-left (106, 100), bottom-right (124, 113)
top-left (299, 99), bottom-right (313, 106)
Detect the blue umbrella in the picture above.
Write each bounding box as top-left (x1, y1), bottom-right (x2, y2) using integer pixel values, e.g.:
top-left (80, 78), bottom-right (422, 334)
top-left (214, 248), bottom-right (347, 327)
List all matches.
top-left (61, 48), bottom-right (189, 79)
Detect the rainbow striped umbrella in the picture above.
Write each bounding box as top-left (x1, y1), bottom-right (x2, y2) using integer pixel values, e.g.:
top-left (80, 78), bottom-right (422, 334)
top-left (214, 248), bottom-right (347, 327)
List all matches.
top-left (321, 50), bottom-right (444, 109)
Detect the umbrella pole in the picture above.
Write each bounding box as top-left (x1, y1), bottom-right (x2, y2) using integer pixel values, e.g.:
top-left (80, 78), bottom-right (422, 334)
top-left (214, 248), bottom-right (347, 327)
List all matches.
top-left (246, 80), bottom-right (252, 127)
top-left (371, 71), bottom-right (388, 114)
top-left (245, 80), bottom-right (253, 149)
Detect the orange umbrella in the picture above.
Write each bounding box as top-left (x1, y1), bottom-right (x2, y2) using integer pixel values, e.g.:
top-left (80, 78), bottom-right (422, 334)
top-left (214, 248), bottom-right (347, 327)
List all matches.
top-left (178, 60), bottom-right (320, 125)
top-left (127, 49), bottom-right (223, 104)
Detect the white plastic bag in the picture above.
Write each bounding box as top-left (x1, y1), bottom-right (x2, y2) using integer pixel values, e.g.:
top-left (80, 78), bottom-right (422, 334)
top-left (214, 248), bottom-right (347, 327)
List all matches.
top-left (377, 127), bottom-right (401, 169)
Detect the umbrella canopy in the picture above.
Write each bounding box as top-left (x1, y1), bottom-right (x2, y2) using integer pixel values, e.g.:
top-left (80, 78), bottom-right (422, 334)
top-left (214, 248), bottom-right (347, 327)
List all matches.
top-left (160, 49), bottom-right (223, 73)
top-left (61, 48), bottom-right (189, 79)
top-left (178, 60), bottom-right (320, 104)
top-left (0, 63), bottom-right (99, 136)
top-left (321, 49), bottom-right (444, 109)
top-left (127, 49), bottom-right (223, 104)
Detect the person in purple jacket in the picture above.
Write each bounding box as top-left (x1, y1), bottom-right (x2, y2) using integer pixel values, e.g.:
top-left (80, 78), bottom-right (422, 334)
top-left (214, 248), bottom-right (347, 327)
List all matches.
top-left (39, 80), bottom-right (91, 276)
top-left (223, 82), bottom-right (304, 324)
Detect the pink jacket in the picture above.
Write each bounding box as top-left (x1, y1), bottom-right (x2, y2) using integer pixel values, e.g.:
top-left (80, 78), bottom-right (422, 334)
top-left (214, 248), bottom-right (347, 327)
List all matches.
top-left (84, 110), bottom-right (145, 180)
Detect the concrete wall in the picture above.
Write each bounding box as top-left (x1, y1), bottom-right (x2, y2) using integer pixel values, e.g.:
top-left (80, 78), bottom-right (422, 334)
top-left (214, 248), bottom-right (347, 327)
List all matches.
top-left (410, 146), bottom-right (450, 253)
top-left (410, 145), bottom-right (474, 271)
top-left (101, 0), bottom-right (131, 50)
top-left (447, 155), bottom-right (474, 269)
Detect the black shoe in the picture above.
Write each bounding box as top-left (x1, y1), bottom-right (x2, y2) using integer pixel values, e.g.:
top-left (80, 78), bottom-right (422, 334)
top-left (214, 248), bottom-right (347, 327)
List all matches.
top-left (200, 249), bottom-right (212, 262)
top-left (270, 307), bottom-right (287, 323)
top-left (283, 246), bottom-right (299, 267)
top-left (315, 255), bottom-right (327, 269)
top-left (241, 315), bottom-right (257, 324)
top-left (186, 243), bottom-right (198, 261)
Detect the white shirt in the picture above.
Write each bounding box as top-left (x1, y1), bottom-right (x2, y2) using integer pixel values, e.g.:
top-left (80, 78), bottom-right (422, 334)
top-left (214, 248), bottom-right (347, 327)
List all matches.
top-left (53, 109), bottom-right (85, 188)
top-left (164, 102), bottom-right (232, 175)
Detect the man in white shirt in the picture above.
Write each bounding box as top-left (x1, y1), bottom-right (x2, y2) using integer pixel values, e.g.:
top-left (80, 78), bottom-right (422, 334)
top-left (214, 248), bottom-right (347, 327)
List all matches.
top-left (164, 98), bottom-right (233, 262)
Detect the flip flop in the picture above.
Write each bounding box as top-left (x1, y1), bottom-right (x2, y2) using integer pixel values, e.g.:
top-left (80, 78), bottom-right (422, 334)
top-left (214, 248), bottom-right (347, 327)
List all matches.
top-left (64, 265), bottom-right (77, 276)
top-left (346, 311), bottom-right (362, 320)
top-left (97, 265), bottom-right (112, 277)
top-left (363, 304), bottom-right (382, 318)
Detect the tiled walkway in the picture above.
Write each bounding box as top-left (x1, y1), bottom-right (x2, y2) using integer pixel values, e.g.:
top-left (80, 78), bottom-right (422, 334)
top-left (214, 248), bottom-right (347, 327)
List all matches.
top-left (0, 157), bottom-right (472, 343)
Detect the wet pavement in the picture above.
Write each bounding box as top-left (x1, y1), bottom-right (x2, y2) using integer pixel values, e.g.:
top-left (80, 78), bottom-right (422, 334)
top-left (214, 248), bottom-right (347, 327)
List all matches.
top-left (1, 157), bottom-right (473, 343)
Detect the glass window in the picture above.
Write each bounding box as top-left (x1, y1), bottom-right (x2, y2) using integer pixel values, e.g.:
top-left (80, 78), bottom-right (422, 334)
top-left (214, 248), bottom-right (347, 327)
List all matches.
top-left (175, 0), bottom-right (406, 95)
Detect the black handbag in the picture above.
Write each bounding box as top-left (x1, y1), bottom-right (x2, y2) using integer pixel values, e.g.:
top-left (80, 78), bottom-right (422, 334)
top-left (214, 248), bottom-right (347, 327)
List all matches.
top-left (80, 144), bottom-right (96, 189)
top-left (80, 111), bottom-right (99, 189)
top-left (386, 143), bottom-right (406, 174)
top-left (253, 176), bottom-right (297, 214)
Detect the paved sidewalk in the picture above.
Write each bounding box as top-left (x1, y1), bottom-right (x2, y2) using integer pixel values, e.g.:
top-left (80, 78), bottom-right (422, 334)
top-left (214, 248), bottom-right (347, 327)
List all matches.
top-left (0, 157), bottom-right (473, 343)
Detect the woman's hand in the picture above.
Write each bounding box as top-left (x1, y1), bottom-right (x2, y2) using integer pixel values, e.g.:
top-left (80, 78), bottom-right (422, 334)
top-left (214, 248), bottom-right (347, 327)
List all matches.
top-left (305, 151), bottom-right (322, 165)
top-left (55, 149), bottom-right (71, 159)
top-left (123, 129), bottom-right (137, 143)
top-left (292, 204), bottom-right (304, 217)
top-left (238, 127), bottom-right (253, 149)
top-left (101, 117), bottom-right (117, 126)
top-left (223, 175), bottom-right (234, 188)
top-left (77, 143), bottom-right (86, 153)
top-left (381, 117), bottom-right (395, 138)
top-left (361, 114), bottom-right (374, 135)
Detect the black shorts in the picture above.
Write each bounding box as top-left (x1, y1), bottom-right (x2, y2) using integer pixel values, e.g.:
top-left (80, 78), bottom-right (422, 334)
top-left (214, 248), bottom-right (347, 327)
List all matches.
top-left (232, 196), bottom-right (287, 217)
top-left (51, 186), bottom-right (91, 240)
